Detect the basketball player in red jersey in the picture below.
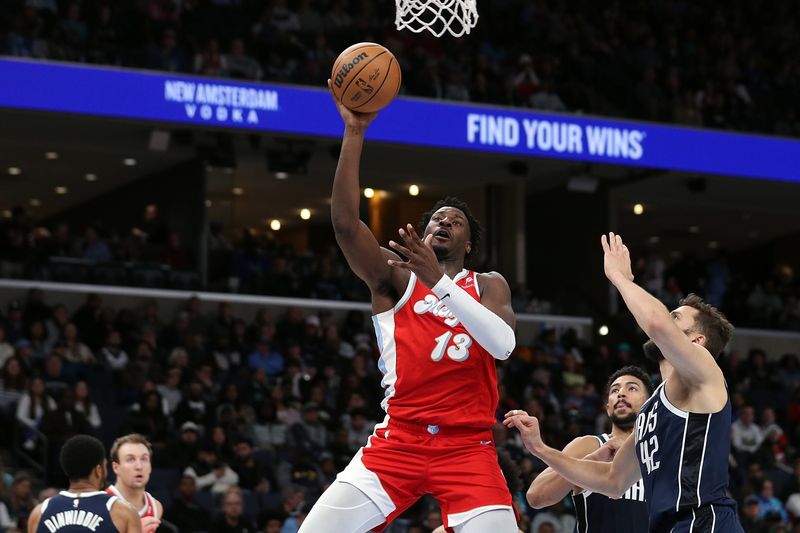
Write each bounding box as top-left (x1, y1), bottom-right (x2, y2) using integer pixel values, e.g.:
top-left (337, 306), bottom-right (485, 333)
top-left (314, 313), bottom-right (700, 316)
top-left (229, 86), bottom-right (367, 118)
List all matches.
top-left (107, 434), bottom-right (162, 533)
top-left (300, 84), bottom-right (518, 533)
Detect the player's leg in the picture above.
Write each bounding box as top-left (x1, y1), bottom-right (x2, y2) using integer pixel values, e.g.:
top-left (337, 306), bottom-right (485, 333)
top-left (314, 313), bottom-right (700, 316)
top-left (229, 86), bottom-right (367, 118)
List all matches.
top-left (298, 481), bottom-right (385, 533)
top-left (452, 508), bottom-right (518, 533)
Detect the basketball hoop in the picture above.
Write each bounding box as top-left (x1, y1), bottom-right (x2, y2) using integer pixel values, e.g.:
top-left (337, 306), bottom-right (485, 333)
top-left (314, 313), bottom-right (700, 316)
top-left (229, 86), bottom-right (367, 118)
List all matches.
top-left (395, 0), bottom-right (478, 38)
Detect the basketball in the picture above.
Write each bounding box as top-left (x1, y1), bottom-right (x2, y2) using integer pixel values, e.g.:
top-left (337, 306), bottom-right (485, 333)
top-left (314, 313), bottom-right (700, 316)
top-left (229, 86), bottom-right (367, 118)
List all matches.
top-left (330, 42), bottom-right (402, 113)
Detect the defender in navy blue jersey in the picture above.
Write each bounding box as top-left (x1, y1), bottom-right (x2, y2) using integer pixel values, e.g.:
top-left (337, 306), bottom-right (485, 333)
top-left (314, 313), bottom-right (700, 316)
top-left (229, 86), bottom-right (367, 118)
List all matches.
top-left (28, 435), bottom-right (141, 533)
top-left (527, 366), bottom-right (651, 533)
top-left (505, 232), bottom-right (744, 533)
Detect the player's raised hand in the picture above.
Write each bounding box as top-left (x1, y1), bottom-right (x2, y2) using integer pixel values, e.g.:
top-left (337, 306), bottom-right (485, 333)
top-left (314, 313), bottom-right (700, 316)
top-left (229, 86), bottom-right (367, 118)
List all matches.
top-left (327, 79), bottom-right (378, 129)
top-left (503, 409), bottom-right (545, 455)
top-left (601, 232), bottom-right (634, 284)
top-left (387, 224), bottom-right (443, 287)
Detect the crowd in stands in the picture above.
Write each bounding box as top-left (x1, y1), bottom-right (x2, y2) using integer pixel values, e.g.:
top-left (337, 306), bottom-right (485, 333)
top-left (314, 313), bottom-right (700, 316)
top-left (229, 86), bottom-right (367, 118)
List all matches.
top-left (1, 0), bottom-right (799, 137)
top-left (0, 288), bottom-right (799, 532)
top-left (3, 201), bottom-right (799, 331)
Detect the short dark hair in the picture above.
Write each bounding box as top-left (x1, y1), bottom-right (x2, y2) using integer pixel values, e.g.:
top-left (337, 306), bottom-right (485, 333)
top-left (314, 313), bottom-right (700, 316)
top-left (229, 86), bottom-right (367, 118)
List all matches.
top-left (60, 435), bottom-right (106, 482)
top-left (417, 196), bottom-right (483, 259)
top-left (679, 293), bottom-right (734, 359)
top-left (606, 365), bottom-right (654, 397)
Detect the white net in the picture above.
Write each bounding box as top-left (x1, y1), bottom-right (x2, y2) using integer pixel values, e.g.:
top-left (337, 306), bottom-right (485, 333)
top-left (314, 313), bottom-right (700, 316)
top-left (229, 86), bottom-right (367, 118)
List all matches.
top-left (395, 0), bottom-right (478, 38)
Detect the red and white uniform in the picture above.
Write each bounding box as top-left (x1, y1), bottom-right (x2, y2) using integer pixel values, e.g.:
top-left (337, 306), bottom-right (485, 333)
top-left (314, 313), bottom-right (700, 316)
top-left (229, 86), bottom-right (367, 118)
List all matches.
top-left (105, 485), bottom-right (157, 519)
top-left (338, 270), bottom-right (512, 531)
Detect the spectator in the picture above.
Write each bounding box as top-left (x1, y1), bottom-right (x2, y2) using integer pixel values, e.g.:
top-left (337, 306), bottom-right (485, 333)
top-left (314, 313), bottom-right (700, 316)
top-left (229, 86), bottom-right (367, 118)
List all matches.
top-left (184, 446), bottom-right (239, 494)
top-left (61, 322), bottom-right (96, 366)
top-left (231, 438), bottom-right (273, 492)
top-left (211, 487), bottom-right (254, 533)
top-left (163, 475), bottom-right (210, 533)
top-left (162, 421), bottom-right (202, 471)
top-left (1, 356), bottom-right (27, 392)
top-left (100, 330), bottom-right (129, 371)
top-left (80, 226), bottom-right (112, 262)
top-left (15, 376), bottom-right (56, 448)
top-left (757, 480), bottom-right (788, 524)
top-left (740, 494), bottom-right (763, 533)
top-left (194, 38), bottom-right (227, 76)
top-left (247, 338), bottom-right (284, 377)
top-left (3, 473), bottom-right (35, 530)
top-left (0, 326), bottom-right (13, 368)
top-left (733, 406), bottom-right (764, 463)
top-left (227, 39), bottom-right (261, 80)
top-left (73, 380), bottom-right (101, 429)
top-left (288, 402), bottom-right (327, 453)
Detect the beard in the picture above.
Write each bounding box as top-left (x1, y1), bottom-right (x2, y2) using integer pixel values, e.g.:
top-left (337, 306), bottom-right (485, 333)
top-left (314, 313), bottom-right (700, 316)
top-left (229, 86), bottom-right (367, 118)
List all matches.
top-left (610, 411), bottom-right (637, 430)
top-left (643, 339), bottom-right (664, 362)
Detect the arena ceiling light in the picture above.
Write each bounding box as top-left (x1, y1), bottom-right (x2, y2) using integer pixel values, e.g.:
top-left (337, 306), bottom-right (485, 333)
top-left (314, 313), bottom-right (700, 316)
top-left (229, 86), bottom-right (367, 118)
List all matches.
top-left (275, 172), bottom-right (289, 180)
top-left (269, 219), bottom-right (281, 231)
top-left (7, 167), bottom-right (21, 176)
top-left (55, 186), bottom-right (68, 195)
top-left (300, 208), bottom-right (311, 220)
top-left (633, 203), bottom-right (644, 215)
top-left (688, 225), bottom-right (700, 234)
top-left (85, 173), bottom-right (98, 182)
top-left (122, 158), bottom-right (137, 166)
top-left (363, 188), bottom-right (375, 199)
top-left (232, 187), bottom-right (244, 196)
top-left (408, 184), bottom-right (420, 196)
top-left (44, 151), bottom-right (59, 160)
top-left (29, 198), bottom-right (41, 207)
top-left (598, 325), bottom-right (609, 336)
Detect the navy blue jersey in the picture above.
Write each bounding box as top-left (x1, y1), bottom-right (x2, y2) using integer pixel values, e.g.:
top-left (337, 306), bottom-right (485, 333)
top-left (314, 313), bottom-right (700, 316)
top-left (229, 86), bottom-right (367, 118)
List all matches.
top-left (635, 381), bottom-right (744, 532)
top-left (571, 433), bottom-right (649, 533)
top-left (37, 491), bottom-right (121, 533)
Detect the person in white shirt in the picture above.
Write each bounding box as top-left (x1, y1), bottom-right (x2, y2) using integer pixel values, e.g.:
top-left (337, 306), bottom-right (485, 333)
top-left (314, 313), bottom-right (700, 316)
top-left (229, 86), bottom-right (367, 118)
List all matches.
top-left (732, 405), bottom-right (764, 461)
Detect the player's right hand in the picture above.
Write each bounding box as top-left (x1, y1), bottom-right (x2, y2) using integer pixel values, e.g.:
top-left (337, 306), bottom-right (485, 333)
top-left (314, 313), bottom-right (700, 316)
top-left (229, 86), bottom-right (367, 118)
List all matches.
top-left (601, 232), bottom-right (634, 284)
top-left (327, 79), bottom-right (378, 129)
top-left (141, 516), bottom-right (160, 533)
top-left (587, 437), bottom-right (621, 462)
top-left (503, 409), bottom-right (545, 454)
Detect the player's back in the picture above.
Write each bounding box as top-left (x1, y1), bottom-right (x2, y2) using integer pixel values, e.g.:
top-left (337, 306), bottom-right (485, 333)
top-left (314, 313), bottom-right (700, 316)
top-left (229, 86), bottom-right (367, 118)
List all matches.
top-left (37, 491), bottom-right (120, 533)
top-left (635, 381), bottom-right (743, 532)
top-left (572, 433), bottom-right (648, 533)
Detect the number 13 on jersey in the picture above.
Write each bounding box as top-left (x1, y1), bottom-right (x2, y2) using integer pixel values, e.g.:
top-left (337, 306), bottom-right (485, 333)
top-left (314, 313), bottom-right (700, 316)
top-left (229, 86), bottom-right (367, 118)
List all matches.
top-left (431, 332), bottom-right (473, 362)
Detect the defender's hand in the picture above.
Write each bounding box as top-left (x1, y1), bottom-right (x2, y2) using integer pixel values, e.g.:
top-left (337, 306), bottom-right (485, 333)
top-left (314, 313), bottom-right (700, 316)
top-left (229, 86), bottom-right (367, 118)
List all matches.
top-left (328, 79), bottom-right (378, 129)
top-left (601, 232), bottom-right (634, 284)
top-left (387, 224), bottom-right (443, 288)
top-left (503, 409), bottom-right (545, 455)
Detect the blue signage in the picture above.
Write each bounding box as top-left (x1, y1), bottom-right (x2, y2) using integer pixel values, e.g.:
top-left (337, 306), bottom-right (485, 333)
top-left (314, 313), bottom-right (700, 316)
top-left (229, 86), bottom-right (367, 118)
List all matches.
top-left (1, 57), bottom-right (799, 182)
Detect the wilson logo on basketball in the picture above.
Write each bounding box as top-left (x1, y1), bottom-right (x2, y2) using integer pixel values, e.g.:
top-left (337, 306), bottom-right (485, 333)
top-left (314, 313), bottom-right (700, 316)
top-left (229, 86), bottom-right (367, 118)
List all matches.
top-left (333, 52), bottom-right (369, 88)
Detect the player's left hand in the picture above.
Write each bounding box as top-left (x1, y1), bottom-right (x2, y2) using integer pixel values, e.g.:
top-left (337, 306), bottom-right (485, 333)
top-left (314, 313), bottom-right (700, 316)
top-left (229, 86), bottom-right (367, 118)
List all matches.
top-left (601, 232), bottom-right (634, 284)
top-left (387, 224), bottom-right (443, 287)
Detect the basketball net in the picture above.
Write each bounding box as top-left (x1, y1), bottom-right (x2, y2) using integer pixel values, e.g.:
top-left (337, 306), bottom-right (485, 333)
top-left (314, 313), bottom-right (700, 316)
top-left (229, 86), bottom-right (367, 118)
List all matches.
top-left (395, 0), bottom-right (478, 38)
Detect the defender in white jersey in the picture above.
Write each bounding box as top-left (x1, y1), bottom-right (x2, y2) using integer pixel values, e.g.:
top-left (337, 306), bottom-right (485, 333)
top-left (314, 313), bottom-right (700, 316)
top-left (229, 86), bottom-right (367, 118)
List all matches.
top-left (106, 435), bottom-right (162, 533)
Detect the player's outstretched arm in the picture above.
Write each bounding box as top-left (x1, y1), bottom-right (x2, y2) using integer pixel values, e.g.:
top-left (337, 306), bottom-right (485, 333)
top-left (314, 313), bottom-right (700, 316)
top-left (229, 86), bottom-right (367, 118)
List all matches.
top-left (327, 79), bottom-right (403, 293)
top-left (111, 500), bottom-right (143, 533)
top-left (527, 436), bottom-right (599, 508)
top-left (601, 232), bottom-right (723, 387)
top-left (505, 411), bottom-right (641, 499)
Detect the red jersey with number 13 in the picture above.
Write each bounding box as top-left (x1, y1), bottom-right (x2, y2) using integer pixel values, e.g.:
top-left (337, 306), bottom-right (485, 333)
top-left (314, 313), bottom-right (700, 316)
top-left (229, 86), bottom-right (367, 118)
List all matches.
top-left (371, 269), bottom-right (499, 430)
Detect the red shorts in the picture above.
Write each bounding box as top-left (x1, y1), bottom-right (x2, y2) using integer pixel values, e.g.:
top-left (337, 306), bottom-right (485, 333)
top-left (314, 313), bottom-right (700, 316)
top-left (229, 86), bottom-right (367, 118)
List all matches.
top-left (336, 419), bottom-right (514, 531)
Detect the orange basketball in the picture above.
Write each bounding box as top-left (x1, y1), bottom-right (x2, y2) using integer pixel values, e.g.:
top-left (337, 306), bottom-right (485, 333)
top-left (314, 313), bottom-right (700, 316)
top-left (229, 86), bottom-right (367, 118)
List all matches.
top-left (330, 42), bottom-right (402, 113)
